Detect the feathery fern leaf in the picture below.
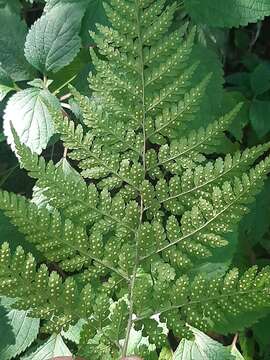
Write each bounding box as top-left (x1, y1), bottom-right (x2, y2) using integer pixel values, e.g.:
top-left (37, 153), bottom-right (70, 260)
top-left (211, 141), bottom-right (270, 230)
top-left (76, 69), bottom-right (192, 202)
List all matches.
top-left (1, 1), bottom-right (270, 359)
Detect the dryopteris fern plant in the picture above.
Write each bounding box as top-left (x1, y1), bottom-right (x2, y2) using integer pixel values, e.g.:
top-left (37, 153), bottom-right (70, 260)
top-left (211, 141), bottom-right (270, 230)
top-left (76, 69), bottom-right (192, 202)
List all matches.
top-left (1, 1), bottom-right (270, 359)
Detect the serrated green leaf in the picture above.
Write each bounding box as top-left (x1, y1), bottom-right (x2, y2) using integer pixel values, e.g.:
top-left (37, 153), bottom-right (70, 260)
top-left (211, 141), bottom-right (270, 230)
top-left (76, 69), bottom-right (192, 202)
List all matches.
top-left (44, 0), bottom-right (88, 11)
top-left (50, 48), bottom-right (91, 95)
top-left (0, 301), bottom-right (15, 356)
top-left (31, 157), bottom-right (81, 211)
top-left (252, 313), bottom-right (270, 352)
top-left (231, 345), bottom-right (246, 360)
top-left (221, 91), bottom-right (249, 141)
top-left (58, 157), bottom-right (82, 183)
top-left (186, 44), bottom-right (224, 129)
top-left (173, 326), bottom-right (235, 360)
top-left (81, 0), bottom-right (108, 45)
top-left (0, 297), bottom-right (40, 360)
top-left (185, 0), bottom-right (270, 27)
top-left (24, 4), bottom-right (85, 74)
top-left (3, 87), bottom-right (60, 154)
top-left (0, 7), bottom-right (34, 81)
top-left (0, 66), bottom-right (14, 101)
top-left (239, 178), bottom-right (270, 246)
top-left (250, 62), bottom-right (270, 96)
top-left (21, 334), bottom-right (72, 360)
top-left (250, 100), bottom-right (270, 138)
top-left (61, 319), bottom-right (86, 345)
top-left (0, 0), bottom-right (21, 14)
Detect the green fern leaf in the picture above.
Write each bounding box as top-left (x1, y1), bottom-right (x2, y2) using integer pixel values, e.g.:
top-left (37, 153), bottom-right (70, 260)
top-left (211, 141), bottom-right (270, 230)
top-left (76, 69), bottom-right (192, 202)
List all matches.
top-left (1, 1), bottom-right (270, 358)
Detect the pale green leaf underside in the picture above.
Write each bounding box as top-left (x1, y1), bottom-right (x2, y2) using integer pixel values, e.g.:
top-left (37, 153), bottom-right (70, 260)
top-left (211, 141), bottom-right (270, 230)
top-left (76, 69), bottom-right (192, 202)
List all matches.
top-left (61, 319), bottom-right (86, 345)
top-left (22, 334), bottom-right (71, 360)
top-left (44, 0), bottom-right (89, 11)
top-left (3, 87), bottom-right (60, 154)
top-left (231, 345), bottom-right (245, 360)
top-left (24, 4), bottom-right (84, 73)
top-left (173, 326), bottom-right (234, 360)
top-left (0, 298), bottom-right (40, 360)
top-left (185, 0), bottom-right (270, 27)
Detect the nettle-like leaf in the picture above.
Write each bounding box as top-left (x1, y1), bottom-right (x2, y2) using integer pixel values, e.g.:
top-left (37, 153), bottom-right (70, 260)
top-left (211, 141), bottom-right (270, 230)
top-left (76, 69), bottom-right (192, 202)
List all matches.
top-left (80, 0), bottom-right (108, 45)
top-left (185, 0), bottom-right (270, 28)
top-left (173, 326), bottom-right (234, 359)
top-left (1, 1), bottom-right (270, 359)
top-left (0, 7), bottom-right (34, 81)
top-left (22, 334), bottom-right (71, 360)
top-left (0, 66), bottom-right (15, 101)
top-left (24, 3), bottom-right (86, 74)
top-left (3, 87), bottom-right (60, 154)
top-left (0, 297), bottom-right (40, 360)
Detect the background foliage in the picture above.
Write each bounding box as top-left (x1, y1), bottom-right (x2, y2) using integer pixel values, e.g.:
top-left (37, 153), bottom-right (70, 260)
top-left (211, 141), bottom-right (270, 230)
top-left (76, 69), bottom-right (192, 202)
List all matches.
top-left (1, 0), bottom-right (270, 359)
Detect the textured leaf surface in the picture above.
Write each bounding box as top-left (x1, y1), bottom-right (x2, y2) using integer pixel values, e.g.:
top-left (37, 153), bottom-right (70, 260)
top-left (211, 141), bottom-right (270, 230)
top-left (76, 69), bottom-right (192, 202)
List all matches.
top-left (4, 87), bottom-right (60, 154)
top-left (44, 0), bottom-right (88, 11)
top-left (250, 62), bottom-right (270, 96)
top-left (0, 298), bottom-right (40, 360)
top-left (173, 326), bottom-right (234, 359)
top-left (0, 66), bottom-right (14, 101)
top-left (0, 0), bottom-right (21, 14)
top-left (239, 178), bottom-right (270, 246)
top-left (22, 334), bottom-right (72, 360)
top-left (61, 319), bottom-right (85, 345)
top-left (252, 313), bottom-right (270, 357)
top-left (80, 0), bottom-right (108, 45)
top-left (185, 0), bottom-right (270, 27)
top-left (250, 100), bottom-right (270, 138)
top-left (24, 4), bottom-right (85, 73)
top-left (231, 345), bottom-right (245, 360)
top-left (0, 7), bottom-right (34, 80)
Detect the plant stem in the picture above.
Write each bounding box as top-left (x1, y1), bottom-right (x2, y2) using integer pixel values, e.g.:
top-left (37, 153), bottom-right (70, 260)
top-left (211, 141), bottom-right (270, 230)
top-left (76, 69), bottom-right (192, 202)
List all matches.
top-left (122, 1), bottom-right (147, 356)
top-left (60, 93), bottom-right (72, 101)
top-left (232, 333), bottom-right (239, 348)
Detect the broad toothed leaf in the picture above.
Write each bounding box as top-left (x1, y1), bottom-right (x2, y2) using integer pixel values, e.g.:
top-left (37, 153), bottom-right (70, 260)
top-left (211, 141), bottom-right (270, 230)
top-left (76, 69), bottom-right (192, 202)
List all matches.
top-left (4, 87), bottom-right (60, 154)
top-left (24, 4), bottom-right (85, 73)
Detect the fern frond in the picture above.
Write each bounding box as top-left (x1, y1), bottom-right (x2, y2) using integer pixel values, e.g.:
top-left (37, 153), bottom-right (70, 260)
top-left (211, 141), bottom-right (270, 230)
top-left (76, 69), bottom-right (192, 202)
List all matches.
top-left (142, 156), bottom-right (270, 260)
top-left (147, 74), bottom-right (212, 142)
top-left (2, 0), bottom-right (270, 357)
top-left (144, 27), bottom-right (196, 89)
top-left (155, 103), bottom-right (243, 172)
top-left (14, 134), bottom-right (139, 234)
top-left (157, 142), bottom-right (270, 212)
top-left (0, 190), bottom-right (130, 279)
top-left (0, 242), bottom-right (93, 332)
top-left (135, 266), bottom-right (270, 337)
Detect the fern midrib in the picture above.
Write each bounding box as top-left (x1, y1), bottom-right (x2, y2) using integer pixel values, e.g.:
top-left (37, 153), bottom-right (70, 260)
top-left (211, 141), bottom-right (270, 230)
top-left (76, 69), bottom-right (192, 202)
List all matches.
top-left (122, 2), bottom-right (147, 356)
top-left (140, 175), bottom-right (261, 261)
top-left (147, 77), bottom-right (210, 140)
top-left (146, 118), bottom-right (229, 173)
top-left (83, 108), bottom-right (141, 156)
top-left (82, 149), bottom-right (141, 192)
top-left (145, 43), bottom-right (191, 87)
top-left (160, 154), bottom-right (254, 205)
top-left (20, 155), bottom-right (138, 233)
top-left (134, 287), bottom-right (270, 322)
top-left (52, 120), bottom-right (141, 192)
top-left (146, 62), bottom-right (199, 113)
top-left (0, 191), bottom-right (130, 280)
